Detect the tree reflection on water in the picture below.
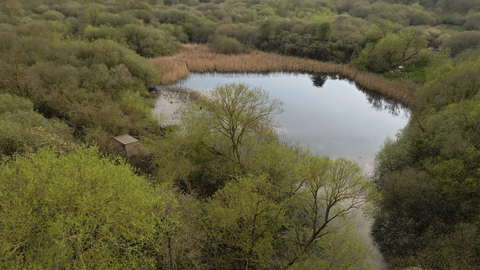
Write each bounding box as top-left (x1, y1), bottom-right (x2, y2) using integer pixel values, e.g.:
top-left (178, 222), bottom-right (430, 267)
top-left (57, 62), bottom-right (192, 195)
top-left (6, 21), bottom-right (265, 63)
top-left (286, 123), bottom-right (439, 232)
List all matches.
top-left (310, 73), bottom-right (406, 116)
top-left (356, 84), bottom-right (406, 116)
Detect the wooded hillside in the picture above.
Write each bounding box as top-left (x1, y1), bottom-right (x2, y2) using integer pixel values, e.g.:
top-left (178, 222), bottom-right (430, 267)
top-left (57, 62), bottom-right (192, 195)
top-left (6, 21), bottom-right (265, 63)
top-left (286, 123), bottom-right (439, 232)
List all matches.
top-left (1, 0), bottom-right (479, 268)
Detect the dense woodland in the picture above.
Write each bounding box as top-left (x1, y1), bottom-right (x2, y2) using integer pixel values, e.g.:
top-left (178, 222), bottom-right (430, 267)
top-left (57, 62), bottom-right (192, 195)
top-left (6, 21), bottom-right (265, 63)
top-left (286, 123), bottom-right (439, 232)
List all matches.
top-left (1, 0), bottom-right (480, 269)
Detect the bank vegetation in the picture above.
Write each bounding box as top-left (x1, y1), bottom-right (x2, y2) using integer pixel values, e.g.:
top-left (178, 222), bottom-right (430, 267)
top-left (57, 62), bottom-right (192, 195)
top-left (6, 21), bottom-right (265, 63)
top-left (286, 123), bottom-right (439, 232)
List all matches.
top-left (151, 44), bottom-right (419, 105)
top-left (1, 0), bottom-right (480, 268)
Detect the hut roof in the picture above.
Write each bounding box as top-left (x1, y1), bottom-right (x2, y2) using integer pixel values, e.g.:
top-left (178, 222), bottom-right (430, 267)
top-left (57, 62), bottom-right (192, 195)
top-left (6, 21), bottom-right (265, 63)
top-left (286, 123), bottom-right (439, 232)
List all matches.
top-left (113, 134), bottom-right (139, 145)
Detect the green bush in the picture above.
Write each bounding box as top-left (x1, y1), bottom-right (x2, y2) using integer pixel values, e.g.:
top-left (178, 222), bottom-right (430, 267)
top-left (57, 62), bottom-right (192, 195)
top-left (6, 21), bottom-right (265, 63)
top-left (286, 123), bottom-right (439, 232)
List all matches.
top-left (84, 6), bottom-right (106, 26)
top-left (121, 24), bottom-right (180, 57)
top-left (103, 12), bottom-right (142, 26)
top-left (352, 30), bottom-right (429, 73)
top-left (157, 8), bottom-right (190, 24)
top-left (211, 35), bottom-right (247, 55)
top-left (83, 25), bottom-right (122, 42)
top-left (213, 24), bottom-right (261, 48)
top-left (190, 21), bottom-right (217, 43)
top-left (443, 31), bottom-right (480, 56)
top-left (58, 2), bottom-right (82, 17)
top-left (0, 96), bottom-right (73, 157)
top-left (0, 36), bottom-right (159, 137)
top-left (0, 93), bottom-right (33, 114)
top-left (465, 12), bottom-right (480, 31)
top-left (159, 23), bottom-right (189, 43)
top-left (43, 10), bottom-right (65, 21)
top-left (0, 146), bottom-right (161, 268)
top-left (130, 9), bottom-right (153, 23)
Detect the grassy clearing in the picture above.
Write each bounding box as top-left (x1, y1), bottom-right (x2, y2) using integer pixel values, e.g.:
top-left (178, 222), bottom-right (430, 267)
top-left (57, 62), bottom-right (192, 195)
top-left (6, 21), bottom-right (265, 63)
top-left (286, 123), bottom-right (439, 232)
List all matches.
top-left (440, 24), bottom-right (467, 32)
top-left (382, 66), bottom-right (427, 83)
top-left (150, 44), bottom-right (420, 105)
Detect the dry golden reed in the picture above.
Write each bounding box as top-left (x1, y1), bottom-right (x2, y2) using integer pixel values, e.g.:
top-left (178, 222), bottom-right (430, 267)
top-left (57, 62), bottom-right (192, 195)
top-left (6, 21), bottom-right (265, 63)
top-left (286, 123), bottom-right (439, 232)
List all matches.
top-left (150, 44), bottom-right (419, 105)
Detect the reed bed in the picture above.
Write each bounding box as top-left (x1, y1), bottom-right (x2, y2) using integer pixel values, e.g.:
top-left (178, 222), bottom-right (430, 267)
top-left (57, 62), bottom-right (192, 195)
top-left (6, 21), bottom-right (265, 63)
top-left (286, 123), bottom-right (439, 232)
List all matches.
top-left (150, 44), bottom-right (420, 105)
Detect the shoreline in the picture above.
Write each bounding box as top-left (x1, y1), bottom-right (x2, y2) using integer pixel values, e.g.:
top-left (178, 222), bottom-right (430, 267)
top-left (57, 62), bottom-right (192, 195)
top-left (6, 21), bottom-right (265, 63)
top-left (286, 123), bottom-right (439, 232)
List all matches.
top-left (149, 44), bottom-right (420, 105)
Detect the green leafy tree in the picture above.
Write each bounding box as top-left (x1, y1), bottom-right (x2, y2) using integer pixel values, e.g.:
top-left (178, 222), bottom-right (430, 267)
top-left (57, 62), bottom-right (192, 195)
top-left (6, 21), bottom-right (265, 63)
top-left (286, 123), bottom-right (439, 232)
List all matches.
top-left (465, 12), bottom-right (480, 30)
top-left (202, 174), bottom-right (286, 269)
top-left (353, 29), bottom-right (429, 73)
top-left (0, 94), bottom-right (73, 157)
top-left (85, 6), bottom-right (105, 26)
top-left (146, 189), bottom-right (205, 270)
top-left (190, 83), bottom-right (284, 175)
top-left (287, 222), bottom-right (375, 270)
top-left (281, 156), bottom-right (374, 269)
top-left (0, 146), bottom-right (162, 269)
top-left (43, 10), bottom-right (65, 21)
top-left (371, 58), bottom-right (480, 268)
top-left (121, 24), bottom-right (180, 57)
top-left (210, 35), bottom-right (247, 55)
top-left (83, 25), bottom-right (122, 42)
top-left (0, 93), bottom-right (33, 114)
top-left (443, 31), bottom-right (480, 57)
top-left (150, 126), bottom-right (231, 196)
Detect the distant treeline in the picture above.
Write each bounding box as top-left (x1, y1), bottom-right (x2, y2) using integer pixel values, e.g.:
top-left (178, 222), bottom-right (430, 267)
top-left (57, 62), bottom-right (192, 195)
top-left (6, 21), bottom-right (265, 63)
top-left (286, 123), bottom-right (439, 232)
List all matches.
top-left (2, 0), bottom-right (480, 76)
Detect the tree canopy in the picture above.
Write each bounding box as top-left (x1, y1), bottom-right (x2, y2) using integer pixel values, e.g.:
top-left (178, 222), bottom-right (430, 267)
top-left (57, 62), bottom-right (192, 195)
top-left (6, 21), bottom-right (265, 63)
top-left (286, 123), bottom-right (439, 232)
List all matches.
top-left (1, 0), bottom-right (480, 268)
top-left (0, 146), bottom-right (162, 268)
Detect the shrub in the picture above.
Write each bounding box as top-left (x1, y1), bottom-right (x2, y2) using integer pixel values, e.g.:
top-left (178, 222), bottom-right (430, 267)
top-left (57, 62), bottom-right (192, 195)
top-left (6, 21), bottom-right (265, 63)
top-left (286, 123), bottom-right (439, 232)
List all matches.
top-left (213, 24), bottom-right (261, 48)
top-left (352, 30), bottom-right (429, 73)
top-left (0, 93), bottom-right (33, 114)
top-left (83, 25), bottom-right (122, 42)
top-left (121, 24), bottom-right (180, 57)
top-left (103, 12), bottom-right (141, 26)
top-left (211, 35), bottom-right (247, 55)
top-left (465, 12), bottom-right (480, 31)
top-left (157, 8), bottom-right (189, 24)
top-left (129, 9), bottom-right (153, 23)
top-left (190, 21), bottom-right (217, 43)
top-left (0, 146), bottom-right (161, 268)
top-left (443, 31), bottom-right (480, 56)
top-left (0, 106), bottom-right (73, 157)
top-left (159, 23), bottom-right (189, 43)
top-left (58, 2), bottom-right (82, 17)
top-left (43, 10), bottom-right (65, 21)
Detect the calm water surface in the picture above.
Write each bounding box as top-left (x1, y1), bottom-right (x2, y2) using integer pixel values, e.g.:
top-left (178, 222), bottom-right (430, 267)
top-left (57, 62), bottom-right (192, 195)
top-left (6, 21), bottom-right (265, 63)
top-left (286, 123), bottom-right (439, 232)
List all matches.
top-left (154, 72), bottom-right (409, 268)
top-left (155, 72), bottom-right (408, 173)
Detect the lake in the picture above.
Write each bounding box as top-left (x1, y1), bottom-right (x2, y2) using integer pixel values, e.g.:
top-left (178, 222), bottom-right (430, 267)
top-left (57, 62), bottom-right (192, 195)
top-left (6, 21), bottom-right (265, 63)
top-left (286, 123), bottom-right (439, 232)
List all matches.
top-left (154, 72), bottom-right (409, 173)
top-left (153, 72), bottom-right (409, 269)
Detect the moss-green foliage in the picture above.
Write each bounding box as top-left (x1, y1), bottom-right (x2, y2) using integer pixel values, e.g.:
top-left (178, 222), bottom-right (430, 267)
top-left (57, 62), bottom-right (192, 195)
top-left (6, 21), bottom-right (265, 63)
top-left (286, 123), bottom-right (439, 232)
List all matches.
top-left (121, 24), bottom-right (180, 57)
top-left (0, 29), bottom-right (159, 137)
top-left (2, 0), bottom-right (480, 268)
top-left (414, 58), bottom-right (480, 114)
top-left (151, 84), bottom-right (373, 269)
top-left (372, 57), bottom-right (480, 268)
top-left (150, 128), bottom-right (231, 196)
top-left (213, 23), bottom-right (261, 48)
top-left (0, 146), bottom-right (160, 268)
top-left (443, 31), bottom-right (480, 56)
top-left (202, 175), bottom-right (285, 269)
top-left (159, 23), bottom-right (190, 43)
top-left (0, 94), bottom-right (73, 158)
top-left (83, 24), bottom-right (122, 41)
top-left (43, 10), bottom-right (65, 21)
top-left (381, 65), bottom-right (427, 82)
top-left (4, 0), bottom-right (460, 65)
top-left (211, 35), bottom-right (247, 54)
top-left (0, 93), bottom-right (33, 114)
top-left (465, 12), bottom-right (480, 30)
top-left (352, 29), bottom-right (430, 73)
top-left (84, 6), bottom-right (106, 26)
top-left (282, 155), bottom-right (374, 269)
